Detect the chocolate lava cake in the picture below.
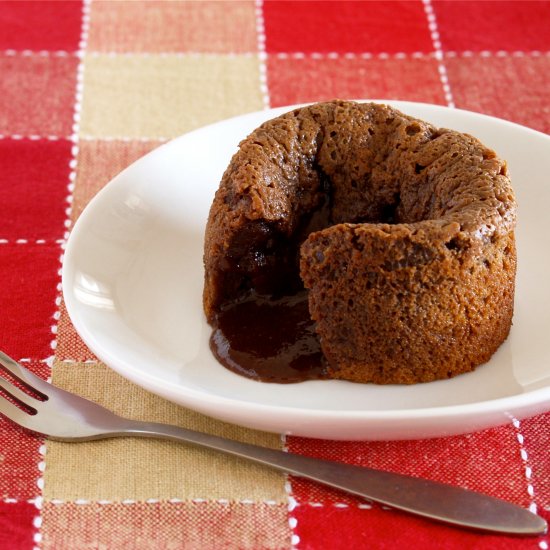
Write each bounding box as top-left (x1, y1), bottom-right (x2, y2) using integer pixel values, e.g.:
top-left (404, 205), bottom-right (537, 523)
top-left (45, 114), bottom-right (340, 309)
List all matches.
top-left (203, 100), bottom-right (517, 384)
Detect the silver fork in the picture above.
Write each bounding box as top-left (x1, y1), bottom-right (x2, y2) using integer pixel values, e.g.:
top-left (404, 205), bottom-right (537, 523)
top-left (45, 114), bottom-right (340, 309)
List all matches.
top-left (0, 351), bottom-right (546, 536)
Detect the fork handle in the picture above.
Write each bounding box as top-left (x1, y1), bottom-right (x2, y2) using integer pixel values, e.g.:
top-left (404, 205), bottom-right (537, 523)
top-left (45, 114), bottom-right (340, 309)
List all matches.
top-left (122, 420), bottom-right (545, 535)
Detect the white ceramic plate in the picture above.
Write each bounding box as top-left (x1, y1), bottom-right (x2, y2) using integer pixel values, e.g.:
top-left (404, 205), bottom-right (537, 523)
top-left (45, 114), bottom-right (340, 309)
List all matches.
top-left (62, 102), bottom-right (550, 441)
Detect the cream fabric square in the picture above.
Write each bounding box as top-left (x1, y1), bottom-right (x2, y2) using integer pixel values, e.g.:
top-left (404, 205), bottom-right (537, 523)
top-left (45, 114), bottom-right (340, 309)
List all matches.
top-left (79, 54), bottom-right (264, 138)
top-left (44, 362), bottom-right (287, 502)
top-left (87, 0), bottom-right (258, 53)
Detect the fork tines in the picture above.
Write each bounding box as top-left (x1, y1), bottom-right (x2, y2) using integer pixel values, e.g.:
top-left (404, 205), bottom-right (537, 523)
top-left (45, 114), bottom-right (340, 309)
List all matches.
top-left (0, 352), bottom-right (47, 424)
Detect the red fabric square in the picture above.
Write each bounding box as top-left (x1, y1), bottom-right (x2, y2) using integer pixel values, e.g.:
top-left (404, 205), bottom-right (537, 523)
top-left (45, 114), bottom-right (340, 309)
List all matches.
top-left (0, 360), bottom-right (48, 500)
top-left (0, 139), bottom-right (72, 240)
top-left (268, 57), bottom-right (446, 108)
top-left (263, 1), bottom-right (433, 54)
top-left (446, 55), bottom-right (550, 134)
top-left (292, 504), bottom-right (545, 550)
top-left (0, 55), bottom-right (78, 137)
top-left (288, 425), bottom-right (531, 507)
top-left (518, 413), bottom-right (550, 505)
top-left (434, 1), bottom-right (550, 52)
top-left (0, 245), bottom-right (61, 359)
top-left (0, 501), bottom-right (37, 550)
top-left (40, 501), bottom-right (290, 549)
top-left (0, 1), bottom-right (82, 51)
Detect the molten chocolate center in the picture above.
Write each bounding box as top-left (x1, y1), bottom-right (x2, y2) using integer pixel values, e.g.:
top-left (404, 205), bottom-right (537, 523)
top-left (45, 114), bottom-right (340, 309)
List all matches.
top-left (209, 291), bottom-right (328, 383)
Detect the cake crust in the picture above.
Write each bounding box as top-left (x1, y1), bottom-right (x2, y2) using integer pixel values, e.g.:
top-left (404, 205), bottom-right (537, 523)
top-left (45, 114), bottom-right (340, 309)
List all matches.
top-left (203, 101), bottom-right (517, 384)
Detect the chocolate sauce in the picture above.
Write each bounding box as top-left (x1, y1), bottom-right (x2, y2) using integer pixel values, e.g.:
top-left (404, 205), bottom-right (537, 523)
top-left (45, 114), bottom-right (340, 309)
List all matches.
top-left (210, 291), bottom-right (328, 383)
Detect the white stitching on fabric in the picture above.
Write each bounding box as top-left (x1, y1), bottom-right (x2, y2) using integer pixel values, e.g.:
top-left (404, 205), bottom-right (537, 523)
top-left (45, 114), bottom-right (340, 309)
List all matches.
top-left (59, 359), bottom-right (99, 364)
top-left (33, 447), bottom-right (46, 550)
top-left (273, 50), bottom-right (550, 59)
top-left (422, 0), bottom-right (455, 108)
top-left (279, 433), bottom-right (300, 549)
top-left (0, 134), bottom-right (167, 141)
top-left (31, 3), bottom-right (91, 549)
top-left (0, 358), bottom-right (99, 364)
top-left (0, 239), bottom-right (65, 244)
top-left (3, 49), bottom-right (550, 58)
top-left (511, 417), bottom-right (539, 516)
top-left (13, 358), bottom-right (54, 364)
top-left (3, 49), bottom-right (76, 57)
top-left (2, 497), bottom-right (380, 509)
top-left (254, 0), bottom-right (271, 110)
top-left (0, 134), bottom-right (166, 141)
top-left (0, 134), bottom-right (68, 140)
top-left (3, 49), bottom-right (549, 59)
top-left (47, 0), bottom-right (90, 352)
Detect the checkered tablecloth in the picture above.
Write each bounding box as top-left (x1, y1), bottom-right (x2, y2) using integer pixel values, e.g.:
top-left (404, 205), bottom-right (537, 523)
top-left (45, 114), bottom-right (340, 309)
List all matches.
top-left (1, 1), bottom-right (549, 549)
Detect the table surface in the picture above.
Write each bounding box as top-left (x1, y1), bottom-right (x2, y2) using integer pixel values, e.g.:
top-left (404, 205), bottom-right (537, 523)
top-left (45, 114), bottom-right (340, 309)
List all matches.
top-left (0, 1), bottom-right (549, 549)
